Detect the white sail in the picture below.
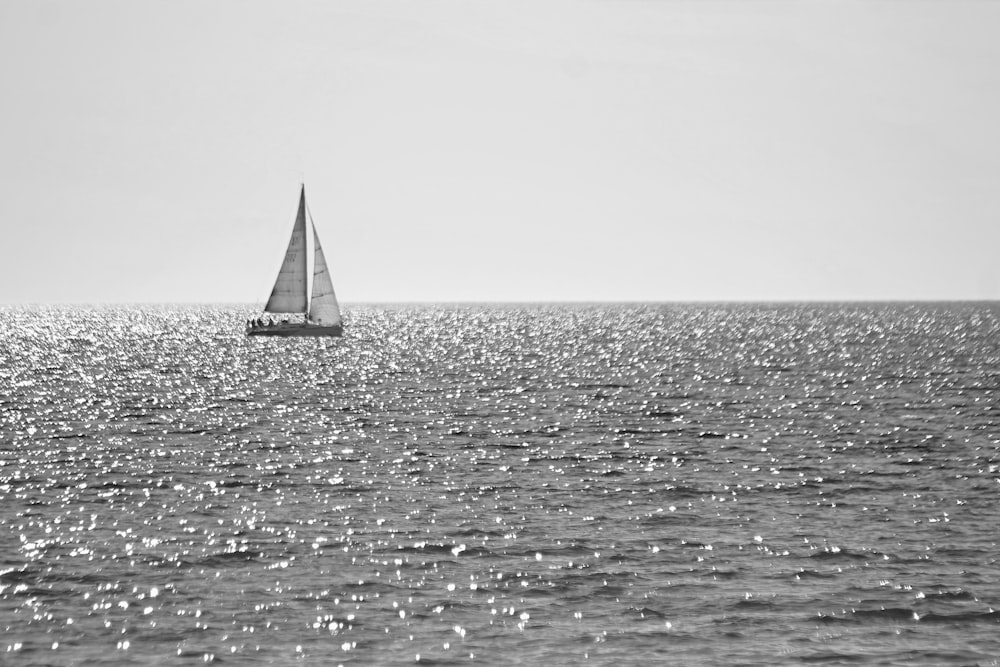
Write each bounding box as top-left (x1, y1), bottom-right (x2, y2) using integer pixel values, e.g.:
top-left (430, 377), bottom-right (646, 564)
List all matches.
top-left (308, 223), bottom-right (342, 326)
top-left (264, 186), bottom-right (309, 313)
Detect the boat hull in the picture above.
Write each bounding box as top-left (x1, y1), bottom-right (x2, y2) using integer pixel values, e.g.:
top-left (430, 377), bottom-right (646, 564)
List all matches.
top-left (247, 323), bottom-right (343, 337)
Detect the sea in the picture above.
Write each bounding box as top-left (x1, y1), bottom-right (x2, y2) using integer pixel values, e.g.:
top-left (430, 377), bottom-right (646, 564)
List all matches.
top-left (2, 302), bottom-right (999, 666)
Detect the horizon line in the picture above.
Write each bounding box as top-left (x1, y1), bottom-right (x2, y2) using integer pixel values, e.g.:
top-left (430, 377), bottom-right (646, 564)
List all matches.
top-left (2, 298), bottom-right (999, 308)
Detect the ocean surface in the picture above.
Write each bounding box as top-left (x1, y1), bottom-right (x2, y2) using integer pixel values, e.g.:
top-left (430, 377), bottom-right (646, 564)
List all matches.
top-left (2, 303), bottom-right (999, 666)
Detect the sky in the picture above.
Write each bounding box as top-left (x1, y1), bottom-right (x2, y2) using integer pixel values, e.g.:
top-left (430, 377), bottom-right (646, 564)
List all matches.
top-left (1, 0), bottom-right (999, 304)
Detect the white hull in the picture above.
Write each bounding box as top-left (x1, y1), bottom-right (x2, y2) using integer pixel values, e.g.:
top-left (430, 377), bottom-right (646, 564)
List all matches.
top-left (247, 322), bottom-right (343, 337)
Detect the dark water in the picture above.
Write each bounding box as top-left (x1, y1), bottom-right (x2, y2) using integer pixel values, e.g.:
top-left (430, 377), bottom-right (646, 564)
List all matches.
top-left (2, 303), bottom-right (999, 665)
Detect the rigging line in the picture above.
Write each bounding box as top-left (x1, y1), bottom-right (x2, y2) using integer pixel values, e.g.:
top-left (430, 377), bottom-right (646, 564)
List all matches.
top-left (304, 194), bottom-right (316, 230)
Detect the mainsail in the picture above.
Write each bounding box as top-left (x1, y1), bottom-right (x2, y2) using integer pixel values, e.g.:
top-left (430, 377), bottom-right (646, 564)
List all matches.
top-left (309, 224), bottom-right (342, 326)
top-left (264, 187), bottom-right (309, 313)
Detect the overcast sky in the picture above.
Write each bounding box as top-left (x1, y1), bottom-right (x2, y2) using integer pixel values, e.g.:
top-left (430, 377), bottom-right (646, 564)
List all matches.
top-left (2, 0), bottom-right (998, 304)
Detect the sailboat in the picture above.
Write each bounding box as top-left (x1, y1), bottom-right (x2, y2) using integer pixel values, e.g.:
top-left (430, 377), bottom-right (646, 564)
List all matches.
top-left (247, 185), bottom-right (343, 337)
